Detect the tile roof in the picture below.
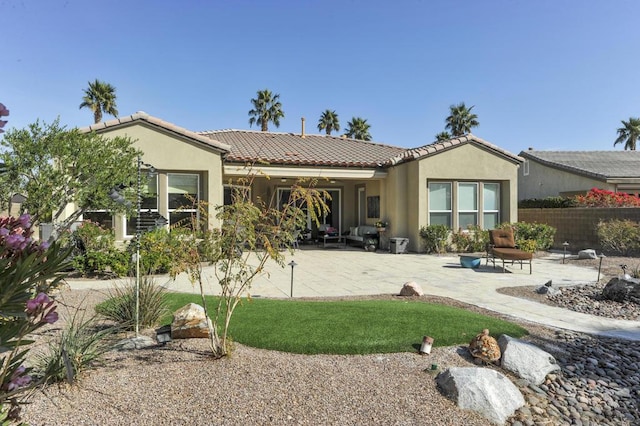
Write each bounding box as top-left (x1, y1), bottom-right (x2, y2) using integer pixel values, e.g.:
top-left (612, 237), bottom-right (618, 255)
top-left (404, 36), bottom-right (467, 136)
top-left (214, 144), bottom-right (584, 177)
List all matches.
top-left (198, 129), bottom-right (407, 167)
top-left (519, 150), bottom-right (640, 180)
top-left (389, 134), bottom-right (524, 165)
top-left (79, 112), bottom-right (231, 153)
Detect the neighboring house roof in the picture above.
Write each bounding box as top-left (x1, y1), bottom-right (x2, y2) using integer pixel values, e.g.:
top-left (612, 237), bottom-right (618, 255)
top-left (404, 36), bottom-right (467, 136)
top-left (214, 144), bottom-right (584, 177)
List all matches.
top-left (80, 112), bottom-right (231, 153)
top-left (198, 129), bottom-right (407, 168)
top-left (390, 134), bottom-right (524, 165)
top-left (519, 150), bottom-right (640, 180)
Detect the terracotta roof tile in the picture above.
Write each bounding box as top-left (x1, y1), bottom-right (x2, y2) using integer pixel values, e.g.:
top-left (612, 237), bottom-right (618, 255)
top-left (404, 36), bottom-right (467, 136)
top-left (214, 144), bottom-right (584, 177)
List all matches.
top-left (198, 129), bottom-right (407, 168)
top-left (79, 112), bottom-right (231, 153)
top-left (389, 134), bottom-right (523, 165)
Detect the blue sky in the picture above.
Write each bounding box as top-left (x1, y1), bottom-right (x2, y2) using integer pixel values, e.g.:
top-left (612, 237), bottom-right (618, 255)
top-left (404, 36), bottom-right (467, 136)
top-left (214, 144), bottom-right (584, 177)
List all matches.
top-left (3, 0), bottom-right (640, 154)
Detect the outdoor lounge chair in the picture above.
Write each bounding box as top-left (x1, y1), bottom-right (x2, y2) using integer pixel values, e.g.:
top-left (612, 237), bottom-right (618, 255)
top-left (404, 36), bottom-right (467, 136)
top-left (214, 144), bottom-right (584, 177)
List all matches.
top-left (487, 228), bottom-right (533, 274)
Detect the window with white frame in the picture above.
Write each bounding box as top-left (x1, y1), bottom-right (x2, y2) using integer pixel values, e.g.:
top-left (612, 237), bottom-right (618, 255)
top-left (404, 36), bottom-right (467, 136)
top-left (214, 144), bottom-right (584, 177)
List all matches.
top-left (429, 181), bottom-right (501, 229)
top-left (125, 174), bottom-right (159, 237)
top-left (428, 182), bottom-right (452, 227)
top-left (483, 183), bottom-right (500, 230)
top-left (458, 182), bottom-right (478, 229)
top-left (168, 173), bottom-right (199, 228)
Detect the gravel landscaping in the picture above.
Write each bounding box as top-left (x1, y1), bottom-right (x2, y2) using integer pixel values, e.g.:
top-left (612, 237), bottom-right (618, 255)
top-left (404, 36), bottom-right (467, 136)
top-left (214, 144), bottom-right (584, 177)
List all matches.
top-left (17, 256), bottom-right (640, 425)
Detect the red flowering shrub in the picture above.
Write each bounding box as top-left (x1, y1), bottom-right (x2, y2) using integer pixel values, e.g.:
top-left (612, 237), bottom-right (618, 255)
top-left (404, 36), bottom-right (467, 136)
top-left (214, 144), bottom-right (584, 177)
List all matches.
top-left (574, 188), bottom-right (640, 207)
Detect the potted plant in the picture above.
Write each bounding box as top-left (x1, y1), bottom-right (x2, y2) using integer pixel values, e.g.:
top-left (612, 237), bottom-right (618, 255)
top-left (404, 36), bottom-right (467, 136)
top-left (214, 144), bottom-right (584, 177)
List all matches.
top-left (375, 221), bottom-right (388, 232)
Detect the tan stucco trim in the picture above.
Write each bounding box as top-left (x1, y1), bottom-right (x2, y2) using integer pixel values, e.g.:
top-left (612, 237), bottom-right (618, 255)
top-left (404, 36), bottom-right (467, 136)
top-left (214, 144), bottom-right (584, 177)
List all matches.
top-left (223, 164), bottom-right (387, 179)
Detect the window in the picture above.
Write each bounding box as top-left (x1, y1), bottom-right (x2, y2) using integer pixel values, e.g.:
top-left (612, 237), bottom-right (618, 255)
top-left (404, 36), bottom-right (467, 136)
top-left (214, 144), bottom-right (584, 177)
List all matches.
top-left (523, 160), bottom-right (529, 176)
top-left (83, 211), bottom-right (113, 230)
top-left (223, 185), bottom-right (251, 205)
top-left (168, 173), bottom-right (199, 228)
top-left (126, 174), bottom-right (159, 236)
top-left (428, 181), bottom-right (500, 229)
top-left (366, 196), bottom-right (380, 219)
top-left (483, 183), bottom-right (500, 229)
top-left (429, 182), bottom-right (452, 227)
top-left (458, 183), bottom-right (478, 229)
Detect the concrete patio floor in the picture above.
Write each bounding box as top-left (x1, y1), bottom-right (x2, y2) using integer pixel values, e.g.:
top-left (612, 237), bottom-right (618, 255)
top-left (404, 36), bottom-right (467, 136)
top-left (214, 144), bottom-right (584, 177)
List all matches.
top-left (67, 246), bottom-right (640, 341)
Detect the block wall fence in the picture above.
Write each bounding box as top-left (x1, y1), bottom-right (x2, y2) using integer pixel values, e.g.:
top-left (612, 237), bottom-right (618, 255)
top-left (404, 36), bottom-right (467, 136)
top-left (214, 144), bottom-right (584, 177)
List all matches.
top-left (518, 208), bottom-right (640, 253)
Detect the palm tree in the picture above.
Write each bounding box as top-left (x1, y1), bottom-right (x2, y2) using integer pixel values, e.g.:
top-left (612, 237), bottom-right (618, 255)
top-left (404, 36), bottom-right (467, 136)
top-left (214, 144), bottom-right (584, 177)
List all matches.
top-left (614, 117), bottom-right (640, 150)
top-left (79, 79), bottom-right (119, 123)
top-left (445, 102), bottom-right (479, 136)
top-left (344, 117), bottom-right (372, 141)
top-left (435, 131), bottom-right (451, 142)
top-left (317, 110), bottom-right (340, 135)
top-left (248, 89), bottom-right (285, 132)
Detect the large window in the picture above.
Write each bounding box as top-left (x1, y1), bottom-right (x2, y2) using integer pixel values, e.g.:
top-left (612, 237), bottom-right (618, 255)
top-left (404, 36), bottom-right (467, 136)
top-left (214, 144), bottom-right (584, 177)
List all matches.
top-left (428, 182), bottom-right (452, 227)
top-left (458, 183), bottom-right (478, 229)
top-left (126, 174), bottom-right (159, 236)
top-left (483, 183), bottom-right (500, 230)
top-left (428, 181), bottom-right (500, 229)
top-left (168, 173), bottom-right (199, 228)
top-left (223, 185), bottom-right (251, 205)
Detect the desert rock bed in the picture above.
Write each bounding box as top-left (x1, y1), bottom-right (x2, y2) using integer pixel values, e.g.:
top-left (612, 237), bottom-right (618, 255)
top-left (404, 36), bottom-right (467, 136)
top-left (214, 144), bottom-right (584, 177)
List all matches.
top-left (19, 257), bottom-right (640, 425)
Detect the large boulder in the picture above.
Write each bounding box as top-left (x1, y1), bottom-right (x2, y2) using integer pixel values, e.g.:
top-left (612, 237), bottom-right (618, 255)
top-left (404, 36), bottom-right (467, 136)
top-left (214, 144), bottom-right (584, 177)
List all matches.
top-left (577, 249), bottom-right (597, 259)
top-left (498, 335), bottom-right (560, 385)
top-left (437, 367), bottom-right (524, 425)
top-left (602, 277), bottom-right (640, 304)
top-left (399, 281), bottom-right (424, 297)
top-left (171, 303), bottom-right (213, 339)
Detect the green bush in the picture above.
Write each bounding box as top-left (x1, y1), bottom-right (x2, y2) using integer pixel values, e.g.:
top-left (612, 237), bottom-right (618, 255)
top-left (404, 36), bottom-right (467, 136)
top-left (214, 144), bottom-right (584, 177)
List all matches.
top-left (129, 228), bottom-right (177, 274)
top-left (518, 197), bottom-right (577, 208)
top-left (596, 219), bottom-right (640, 256)
top-left (498, 222), bottom-right (556, 251)
top-left (71, 221), bottom-right (129, 277)
top-left (96, 277), bottom-right (168, 330)
top-left (419, 225), bottom-right (449, 253)
top-left (450, 225), bottom-right (488, 253)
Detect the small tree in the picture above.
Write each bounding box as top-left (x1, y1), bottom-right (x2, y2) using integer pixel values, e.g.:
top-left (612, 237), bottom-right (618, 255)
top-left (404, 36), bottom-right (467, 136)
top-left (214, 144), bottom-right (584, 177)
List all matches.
top-left (168, 178), bottom-right (328, 358)
top-left (0, 119), bottom-right (140, 234)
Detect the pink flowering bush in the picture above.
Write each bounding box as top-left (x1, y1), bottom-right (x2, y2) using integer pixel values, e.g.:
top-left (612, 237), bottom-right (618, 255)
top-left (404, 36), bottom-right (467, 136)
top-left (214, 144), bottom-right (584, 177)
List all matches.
top-left (0, 214), bottom-right (70, 421)
top-left (574, 187), bottom-right (640, 207)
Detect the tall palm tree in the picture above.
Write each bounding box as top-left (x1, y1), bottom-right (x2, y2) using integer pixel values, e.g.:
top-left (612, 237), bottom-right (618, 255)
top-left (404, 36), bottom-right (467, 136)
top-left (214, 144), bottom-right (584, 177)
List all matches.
top-left (317, 110), bottom-right (340, 135)
top-left (79, 79), bottom-right (119, 124)
top-left (435, 131), bottom-right (451, 142)
top-left (445, 102), bottom-right (479, 136)
top-left (614, 117), bottom-right (640, 150)
top-left (344, 117), bottom-right (372, 141)
top-left (248, 89), bottom-right (285, 132)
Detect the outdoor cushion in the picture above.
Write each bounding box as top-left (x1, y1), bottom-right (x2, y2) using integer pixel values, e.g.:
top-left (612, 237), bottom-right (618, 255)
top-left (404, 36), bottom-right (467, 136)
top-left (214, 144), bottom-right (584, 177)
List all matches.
top-left (489, 229), bottom-right (516, 248)
top-left (491, 247), bottom-right (532, 261)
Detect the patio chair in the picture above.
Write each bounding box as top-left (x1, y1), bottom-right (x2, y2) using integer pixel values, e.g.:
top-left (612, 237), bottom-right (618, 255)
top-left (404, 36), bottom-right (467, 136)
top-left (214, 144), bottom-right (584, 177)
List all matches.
top-left (487, 228), bottom-right (533, 274)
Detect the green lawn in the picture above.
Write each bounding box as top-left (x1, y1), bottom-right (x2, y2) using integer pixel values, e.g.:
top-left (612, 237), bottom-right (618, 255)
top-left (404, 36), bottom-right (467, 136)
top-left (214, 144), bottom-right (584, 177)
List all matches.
top-left (162, 293), bottom-right (528, 355)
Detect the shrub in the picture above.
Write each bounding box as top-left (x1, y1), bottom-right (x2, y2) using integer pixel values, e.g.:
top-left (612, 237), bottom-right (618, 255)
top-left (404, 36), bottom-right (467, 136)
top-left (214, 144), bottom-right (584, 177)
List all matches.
top-left (498, 222), bottom-right (556, 251)
top-left (574, 188), bottom-right (640, 207)
top-left (31, 310), bottom-right (118, 384)
top-left (419, 225), bottom-right (449, 253)
top-left (129, 228), bottom-right (176, 275)
top-left (96, 277), bottom-right (168, 330)
top-left (518, 197), bottom-right (577, 208)
top-left (71, 221), bottom-right (128, 277)
top-left (0, 214), bottom-right (70, 420)
top-left (596, 219), bottom-right (640, 256)
top-left (450, 225), bottom-right (489, 253)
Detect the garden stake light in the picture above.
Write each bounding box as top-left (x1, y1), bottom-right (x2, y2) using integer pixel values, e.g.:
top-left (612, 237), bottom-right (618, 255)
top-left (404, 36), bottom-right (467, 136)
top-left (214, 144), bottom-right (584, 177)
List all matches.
top-left (562, 241), bottom-right (569, 264)
top-left (597, 253), bottom-right (606, 282)
top-left (289, 260), bottom-right (298, 297)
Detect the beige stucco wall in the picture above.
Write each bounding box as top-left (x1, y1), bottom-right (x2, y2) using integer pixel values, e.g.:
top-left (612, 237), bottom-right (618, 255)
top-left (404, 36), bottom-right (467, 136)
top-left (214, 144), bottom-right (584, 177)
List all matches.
top-left (519, 160), bottom-right (609, 200)
top-left (82, 122), bottom-right (225, 241)
top-left (384, 144), bottom-right (520, 252)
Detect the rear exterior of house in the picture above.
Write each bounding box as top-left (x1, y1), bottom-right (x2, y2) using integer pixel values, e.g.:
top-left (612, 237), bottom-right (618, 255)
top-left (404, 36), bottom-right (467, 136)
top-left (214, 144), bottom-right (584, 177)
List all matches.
top-left (63, 113), bottom-right (522, 252)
